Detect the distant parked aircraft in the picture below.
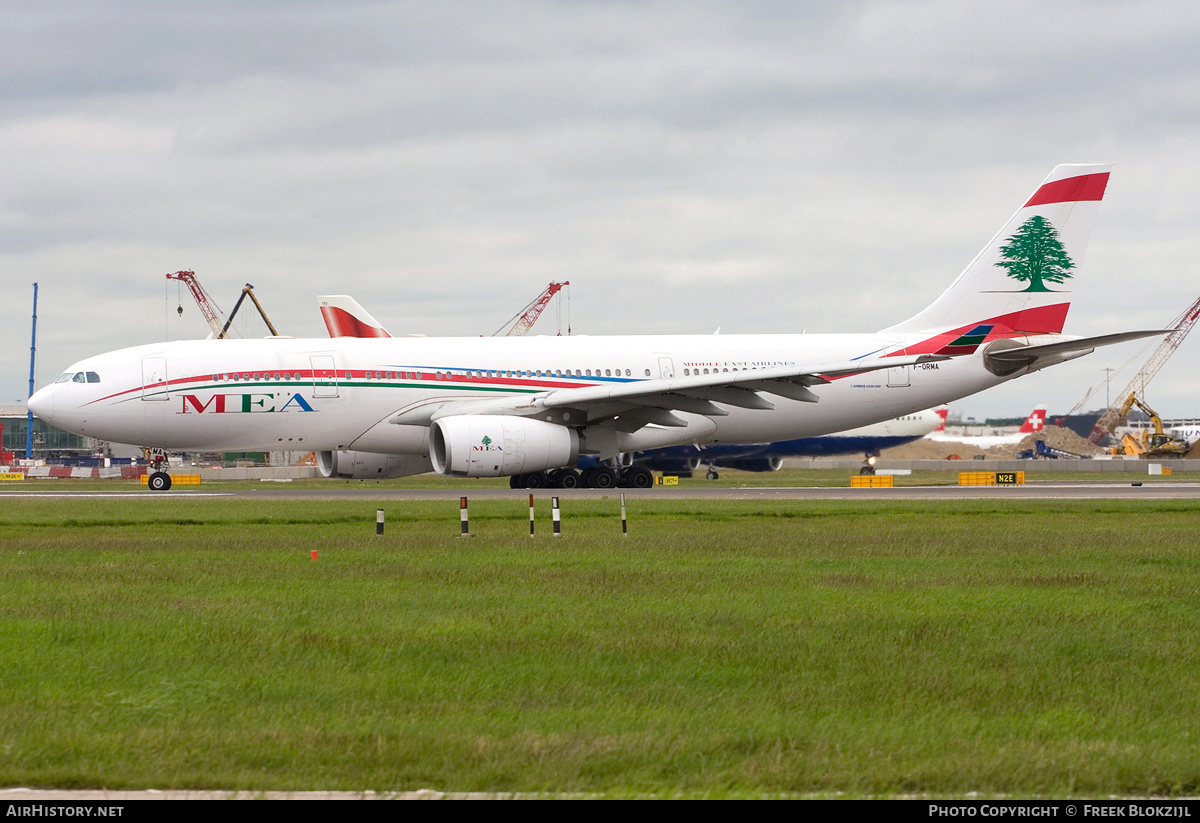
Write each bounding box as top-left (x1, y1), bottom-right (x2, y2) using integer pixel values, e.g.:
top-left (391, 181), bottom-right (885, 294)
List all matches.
top-left (925, 406), bottom-right (1048, 448)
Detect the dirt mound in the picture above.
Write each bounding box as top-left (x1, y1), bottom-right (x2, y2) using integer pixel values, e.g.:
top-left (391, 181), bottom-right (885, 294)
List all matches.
top-left (881, 425), bottom-right (1104, 461)
top-left (881, 439), bottom-right (996, 460)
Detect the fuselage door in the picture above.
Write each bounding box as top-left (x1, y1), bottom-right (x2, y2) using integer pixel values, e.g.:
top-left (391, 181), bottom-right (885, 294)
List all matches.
top-left (657, 357), bottom-right (675, 379)
top-left (310, 354), bottom-right (339, 397)
top-left (141, 357), bottom-right (169, 401)
top-left (887, 365), bottom-right (910, 387)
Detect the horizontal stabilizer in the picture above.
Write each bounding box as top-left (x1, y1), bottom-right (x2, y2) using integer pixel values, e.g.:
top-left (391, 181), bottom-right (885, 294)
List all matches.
top-left (984, 329), bottom-right (1167, 375)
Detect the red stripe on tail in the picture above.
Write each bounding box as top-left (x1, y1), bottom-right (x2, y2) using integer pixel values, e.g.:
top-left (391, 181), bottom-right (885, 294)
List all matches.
top-left (320, 307), bottom-right (392, 338)
top-left (1024, 172), bottom-right (1109, 207)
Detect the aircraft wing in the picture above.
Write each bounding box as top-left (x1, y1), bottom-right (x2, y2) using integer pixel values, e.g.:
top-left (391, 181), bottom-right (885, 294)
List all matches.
top-left (393, 352), bottom-right (948, 430)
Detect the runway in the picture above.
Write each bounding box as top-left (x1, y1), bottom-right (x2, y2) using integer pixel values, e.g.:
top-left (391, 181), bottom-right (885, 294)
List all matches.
top-left (5, 482), bottom-right (1200, 501)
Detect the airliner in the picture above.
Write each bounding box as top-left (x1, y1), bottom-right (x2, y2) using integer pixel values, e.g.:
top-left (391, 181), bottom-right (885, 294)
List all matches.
top-left (924, 406), bottom-right (1048, 448)
top-left (316, 295), bottom-right (944, 483)
top-left (627, 409), bottom-right (945, 480)
top-left (29, 164), bottom-right (1161, 490)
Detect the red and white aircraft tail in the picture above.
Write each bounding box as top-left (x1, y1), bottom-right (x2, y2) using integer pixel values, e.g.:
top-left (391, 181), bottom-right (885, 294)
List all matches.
top-left (885, 164), bottom-right (1110, 343)
top-left (318, 295), bottom-right (392, 338)
top-left (1018, 406), bottom-right (1048, 434)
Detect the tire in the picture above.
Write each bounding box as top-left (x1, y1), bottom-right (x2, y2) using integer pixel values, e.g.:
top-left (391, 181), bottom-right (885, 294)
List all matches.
top-left (558, 469), bottom-right (580, 489)
top-left (148, 471), bottom-right (172, 491)
top-left (593, 467), bottom-right (617, 489)
top-left (509, 475), bottom-right (524, 489)
top-left (525, 472), bottom-right (545, 489)
top-left (626, 467), bottom-right (654, 489)
top-left (706, 469), bottom-right (719, 481)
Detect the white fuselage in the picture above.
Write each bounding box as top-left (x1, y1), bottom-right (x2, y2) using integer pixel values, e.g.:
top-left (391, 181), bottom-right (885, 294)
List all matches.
top-left (30, 332), bottom-right (1026, 456)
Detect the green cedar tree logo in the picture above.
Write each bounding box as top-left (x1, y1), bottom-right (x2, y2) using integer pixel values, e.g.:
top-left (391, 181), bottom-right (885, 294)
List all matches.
top-left (481, 435), bottom-right (492, 448)
top-left (994, 215), bottom-right (1074, 292)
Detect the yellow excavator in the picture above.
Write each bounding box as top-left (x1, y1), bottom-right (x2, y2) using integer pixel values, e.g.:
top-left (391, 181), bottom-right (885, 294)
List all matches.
top-left (1117, 393), bottom-right (1189, 458)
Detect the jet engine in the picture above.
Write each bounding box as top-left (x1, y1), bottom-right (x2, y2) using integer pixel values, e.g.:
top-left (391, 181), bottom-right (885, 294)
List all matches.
top-left (430, 416), bottom-right (579, 478)
top-left (719, 456), bottom-right (784, 473)
top-left (317, 450), bottom-right (432, 480)
top-left (635, 455), bottom-right (702, 474)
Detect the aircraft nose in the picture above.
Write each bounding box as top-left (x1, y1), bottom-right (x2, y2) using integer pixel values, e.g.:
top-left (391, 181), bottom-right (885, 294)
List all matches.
top-left (28, 386), bottom-right (54, 423)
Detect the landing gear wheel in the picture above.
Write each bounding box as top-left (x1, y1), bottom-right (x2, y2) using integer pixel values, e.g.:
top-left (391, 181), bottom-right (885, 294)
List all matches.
top-left (593, 467), bottom-right (618, 489)
top-left (706, 468), bottom-right (719, 481)
top-left (623, 467), bottom-right (654, 489)
top-left (510, 475), bottom-right (524, 489)
top-left (525, 472), bottom-right (545, 489)
top-left (859, 466), bottom-right (876, 475)
top-left (148, 471), bottom-right (172, 491)
top-left (558, 469), bottom-right (580, 489)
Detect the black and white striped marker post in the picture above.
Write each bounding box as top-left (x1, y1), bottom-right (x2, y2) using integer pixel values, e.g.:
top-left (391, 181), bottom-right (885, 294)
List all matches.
top-left (459, 496), bottom-right (471, 537)
top-left (376, 508), bottom-right (384, 536)
top-left (529, 494), bottom-right (535, 536)
top-left (620, 493), bottom-right (627, 535)
top-left (552, 496), bottom-right (561, 537)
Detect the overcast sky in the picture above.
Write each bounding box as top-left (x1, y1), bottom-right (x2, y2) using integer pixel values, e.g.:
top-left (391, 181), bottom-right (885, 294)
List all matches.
top-left (5, 1), bottom-right (1200, 420)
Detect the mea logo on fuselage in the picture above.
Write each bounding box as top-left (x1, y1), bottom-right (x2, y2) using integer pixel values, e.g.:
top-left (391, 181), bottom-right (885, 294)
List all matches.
top-left (179, 393), bottom-right (316, 414)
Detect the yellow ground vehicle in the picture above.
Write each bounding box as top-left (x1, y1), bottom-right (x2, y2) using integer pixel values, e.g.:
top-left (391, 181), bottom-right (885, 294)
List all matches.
top-left (1118, 393), bottom-right (1189, 458)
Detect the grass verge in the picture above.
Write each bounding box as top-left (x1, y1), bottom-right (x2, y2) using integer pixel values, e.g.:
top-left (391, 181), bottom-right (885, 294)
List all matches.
top-left (2, 496), bottom-right (1199, 794)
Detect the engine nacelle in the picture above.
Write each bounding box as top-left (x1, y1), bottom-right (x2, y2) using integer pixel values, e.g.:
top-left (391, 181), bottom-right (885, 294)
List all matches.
top-left (720, 456), bottom-right (784, 473)
top-left (430, 416), bottom-right (579, 478)
top-left (636, 455), bottom-right (701, 473)
top-left (318, 450), bottom-right (432, 480)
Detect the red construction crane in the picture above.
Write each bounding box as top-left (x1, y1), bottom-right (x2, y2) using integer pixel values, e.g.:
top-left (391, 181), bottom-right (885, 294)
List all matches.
top-left (167, 271), bottom-right (279, 338)
top-left (1083, 293), bottom-right (1200, 443)
top-left (167, 270), bottom-right (225, 338)
top-left (493, 281), bottom-right (570, 337)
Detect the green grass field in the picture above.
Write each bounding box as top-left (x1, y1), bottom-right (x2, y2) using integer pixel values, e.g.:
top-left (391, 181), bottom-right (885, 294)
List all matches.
top-left (2, 494), bottom-right (1199, 795)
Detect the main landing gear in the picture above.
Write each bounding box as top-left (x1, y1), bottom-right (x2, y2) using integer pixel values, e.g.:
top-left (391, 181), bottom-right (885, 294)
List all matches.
top-left (509, 465), bottom-right (655, 489)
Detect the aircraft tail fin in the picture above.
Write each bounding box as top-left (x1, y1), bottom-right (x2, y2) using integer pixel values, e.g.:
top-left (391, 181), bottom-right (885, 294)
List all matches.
top-left (883, 164), bottom-right (1111, 341)
top-left (318, 295), bottom-right (392, 338)
top-left (1018, 406), bottom-right (1048, 434)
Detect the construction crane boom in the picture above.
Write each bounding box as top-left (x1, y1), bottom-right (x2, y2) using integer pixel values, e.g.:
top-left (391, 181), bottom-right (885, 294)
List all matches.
top-left (1086, 293), bottom-right (1200, 443)
top-left (166, 270), bottom-right (226, 338)
top-left (220, 284), bottom-right (279, 338)
top-left (167, 271), bottom-right (279, 338)
top-left (493, 281), bottom-right (570, 337)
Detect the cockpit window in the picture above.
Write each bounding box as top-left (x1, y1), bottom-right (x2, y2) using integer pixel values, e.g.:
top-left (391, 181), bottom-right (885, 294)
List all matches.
top-left (55, 372), bottom-right (73, 383)
top-left (72, 372), bottom-right (86, 383)
top-left (86, 372), bottom-right (100, 383)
